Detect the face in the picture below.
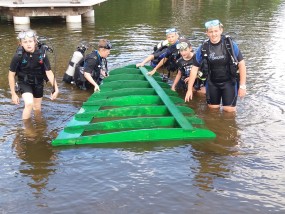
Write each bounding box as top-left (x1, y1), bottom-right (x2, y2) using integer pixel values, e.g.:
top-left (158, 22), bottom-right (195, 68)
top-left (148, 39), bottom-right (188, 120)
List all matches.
top-left (180, 47), bottom-right (192, 58)
top-left (206, 25), bottom-right (223, 44)
top-left (20, 37), bottom-right (36, 53)
top-left (166, 32), bottom-right (179, 45)
top-left (99, 48), bottom-right (111, 58)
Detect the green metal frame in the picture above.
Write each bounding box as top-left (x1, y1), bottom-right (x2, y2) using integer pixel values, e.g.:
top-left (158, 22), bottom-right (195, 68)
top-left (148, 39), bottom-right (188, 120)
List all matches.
top-left (52, 65), bottom-right (215, 146)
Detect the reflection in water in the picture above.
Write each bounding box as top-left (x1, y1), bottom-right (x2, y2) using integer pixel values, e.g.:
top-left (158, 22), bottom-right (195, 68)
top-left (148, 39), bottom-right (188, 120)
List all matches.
top-left (1, 0), bottom-right (285, 212)
top-left (14, 24), bottom-right (31, 32)
top-left (191, 111), bottom-right (239, 191)
top-left (12, 114), bottom-right (57, 197)
top-left (66, 22), bottom-right (82, 32)
top-left (83, 16), bottom-right (95, 24)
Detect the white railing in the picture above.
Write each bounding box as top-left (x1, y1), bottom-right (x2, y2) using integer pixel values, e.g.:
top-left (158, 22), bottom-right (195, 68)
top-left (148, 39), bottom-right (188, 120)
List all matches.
top-left (12, 0), bottom-right (81, 3)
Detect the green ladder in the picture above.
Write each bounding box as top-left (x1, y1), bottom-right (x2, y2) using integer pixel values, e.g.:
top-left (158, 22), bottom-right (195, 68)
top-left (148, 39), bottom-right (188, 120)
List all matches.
top-left (52, 65), bottom-right (215, 146)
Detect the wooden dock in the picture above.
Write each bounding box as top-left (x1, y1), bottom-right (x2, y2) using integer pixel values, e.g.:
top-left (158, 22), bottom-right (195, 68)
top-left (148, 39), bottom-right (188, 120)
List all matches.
top-left (0, 0), bottom-right (107, 24)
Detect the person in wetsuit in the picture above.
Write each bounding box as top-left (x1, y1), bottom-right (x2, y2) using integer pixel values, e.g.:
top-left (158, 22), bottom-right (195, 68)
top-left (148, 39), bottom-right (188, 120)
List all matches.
top-left (184, 20), bottom-right (247, 112)
top-left (8, 29), bottom-right (59, 120)
top-left (80, 39), bottom-right (112, 92)
top-left (171, 38), bottom-right (206, 94)
top-left (136, 28), bottom-right (180, 76)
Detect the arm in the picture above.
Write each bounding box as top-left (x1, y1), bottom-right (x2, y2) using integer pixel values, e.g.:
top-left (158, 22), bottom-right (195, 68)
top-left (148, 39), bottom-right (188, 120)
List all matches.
top-left (8, 71), bottom-right (20, 105)
top-left (184, 66), bottom-right (199, 102)
top-left (171, 70), bottom-right (182, 91)
top-left (83, 57), bottom-right (100, 92)
top-left (136, 54), bottom-right (154, 67)
top-left (84, 72), bottom-right (100, 92)
top-left (148, 57), bottom-right (168, 76)
top-left (45, 70), bottom-right (59, 100)
top-left (238, 59), bottom-right (246, 97)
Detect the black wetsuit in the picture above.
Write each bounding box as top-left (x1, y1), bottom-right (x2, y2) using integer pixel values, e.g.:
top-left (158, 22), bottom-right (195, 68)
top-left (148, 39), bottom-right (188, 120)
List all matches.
top-left (194, 37), bottom-right (243, 106)
top-left (74, 50), bottom-right (107, 89)
top-left (175, 56), bottom-right (194, 90)
top-left (9, 48), bottom-right (51, 98)
top-left (151, 42), bottom-right (180, 72)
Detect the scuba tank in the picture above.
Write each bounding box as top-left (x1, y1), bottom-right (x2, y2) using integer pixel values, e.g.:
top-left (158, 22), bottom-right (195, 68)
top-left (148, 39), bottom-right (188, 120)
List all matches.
top-left (151, 40), bottom-right (169, 68)
top-left (153, 39), bottom-right (169, 52)
top-left (62, 41), bottom-right (89, 84)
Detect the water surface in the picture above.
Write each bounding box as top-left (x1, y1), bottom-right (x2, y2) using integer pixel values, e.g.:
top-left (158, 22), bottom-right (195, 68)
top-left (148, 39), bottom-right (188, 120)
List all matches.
top-left (0, 0), bottom-right (285, 213)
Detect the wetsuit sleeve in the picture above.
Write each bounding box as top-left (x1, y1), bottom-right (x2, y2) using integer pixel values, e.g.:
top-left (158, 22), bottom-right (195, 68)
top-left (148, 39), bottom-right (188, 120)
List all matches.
top-left (153, 48), bottom-right (168, 59)
top-left (84, 57), bottom-right (99, 74)
top-left (165, 44), bottom-right (178, 59)
top-left (43, 55), bottom-right (52, 71)
top-left (9, 53), bottom-right (20, 72)
top-left (193, 46), bottom-right (203, 67)
top-left (232, 41), bottom-right (244, 62)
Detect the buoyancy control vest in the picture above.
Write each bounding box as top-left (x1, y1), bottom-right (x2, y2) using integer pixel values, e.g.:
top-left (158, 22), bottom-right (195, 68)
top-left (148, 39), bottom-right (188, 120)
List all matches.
top-left (200, 35), bottom-right (239, 83)
top-left (150, 42), bottom-right (169, 68)
top-left (176, 55), bottom-right (204, 91)
top-left (74, 50), bottom-right (108, 90)
top-left (165, 44), bottom-right (181, 72)
top-left (151, 41), bottom-right (180, 72)
top-left (176, 56), bottom-right (194, 79)
top-left (16, 45), bottom-right (49, 84)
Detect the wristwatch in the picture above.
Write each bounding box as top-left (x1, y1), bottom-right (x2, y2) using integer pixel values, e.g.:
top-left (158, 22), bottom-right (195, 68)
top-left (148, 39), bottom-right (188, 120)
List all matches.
top-left (239, 85), bottom-right (246, 90)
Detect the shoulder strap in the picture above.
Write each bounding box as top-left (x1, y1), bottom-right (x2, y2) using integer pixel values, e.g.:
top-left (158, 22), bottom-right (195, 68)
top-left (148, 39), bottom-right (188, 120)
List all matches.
top-left (35, 46), bottom-right (48, 73)
top-left (38, 45), bottom-right (47, 59)
top-left (15, 46), bottom-right (25, 73)
top-left (95, 50), bottom-right (108, 70)
top-left (224, 35), bottom-right (238, 65)
top-left (83, 50), bottom-right (104, 75)
top-left (84, 51), bottom-right (97, 63)
top-left (201, 39), bottom-right (209, 59)
top-left (199, 39), bottom-right (211, 78)
top-left (16, 45), bottom-right (23, 58)
top-left (102, 58), bottom-right (108, 72)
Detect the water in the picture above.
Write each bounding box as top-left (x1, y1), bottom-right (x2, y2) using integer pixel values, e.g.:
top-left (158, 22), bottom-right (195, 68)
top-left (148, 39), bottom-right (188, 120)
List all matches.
top-left (1, 0), bottom-right (285, 213)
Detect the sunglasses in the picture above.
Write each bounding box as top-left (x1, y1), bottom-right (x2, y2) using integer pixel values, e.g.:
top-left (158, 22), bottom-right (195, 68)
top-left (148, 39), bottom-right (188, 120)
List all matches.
top-left (99, 41), bottom-right (112, 49)
top-left (17, 30), bottom-right (37, 39)
top-left (165, 28), bottom-right (177, 35)
top-left (176, 42), bottom-right (189, 50)
top-left (205, 20), bottom-right (222, 29)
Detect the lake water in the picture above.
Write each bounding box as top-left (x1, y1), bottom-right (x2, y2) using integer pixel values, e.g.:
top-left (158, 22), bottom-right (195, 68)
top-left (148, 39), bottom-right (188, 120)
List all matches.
top-left (0, 0), bottom-right (285, 213)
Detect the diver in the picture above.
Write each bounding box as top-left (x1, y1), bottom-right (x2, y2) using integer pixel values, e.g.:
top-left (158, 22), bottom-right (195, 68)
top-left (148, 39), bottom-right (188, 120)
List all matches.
top-left (72, 39), bottom-right (112, 91)
top-left (185, 20), bottom-right (247, 112)
top-left (171, 38), bottom-right (206, 94)
top-left (136, 28), bottom-right (180, 77)
top-left (8, 29), bottom-right (59, 120)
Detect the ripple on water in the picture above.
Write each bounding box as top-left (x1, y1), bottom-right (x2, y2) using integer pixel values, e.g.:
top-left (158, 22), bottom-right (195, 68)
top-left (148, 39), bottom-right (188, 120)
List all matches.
top-left (1, 0), bottom-right (285, 213)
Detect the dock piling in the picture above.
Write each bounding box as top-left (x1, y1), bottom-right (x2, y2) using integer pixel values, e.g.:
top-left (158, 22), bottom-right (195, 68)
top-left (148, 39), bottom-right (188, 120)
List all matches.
top-left (13, 16), bottom-right (30, 24)
top-left (0, 0), bottom-right (106, 25)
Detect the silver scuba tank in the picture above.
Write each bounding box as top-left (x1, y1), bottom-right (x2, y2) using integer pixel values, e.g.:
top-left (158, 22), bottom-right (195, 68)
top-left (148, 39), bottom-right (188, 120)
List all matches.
top-left (62, 41), bottom-right (89, 84)
top-left (62, 51), bottom-right (84, 83)
top-left (156, 40), bottom-right (169, 50)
